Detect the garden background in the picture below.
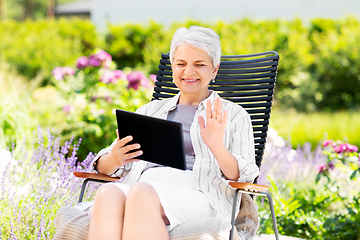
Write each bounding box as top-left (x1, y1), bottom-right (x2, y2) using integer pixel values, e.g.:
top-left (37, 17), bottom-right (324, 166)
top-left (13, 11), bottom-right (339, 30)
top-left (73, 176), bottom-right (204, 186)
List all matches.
top-left (1, 16), bottom-right (360, 239)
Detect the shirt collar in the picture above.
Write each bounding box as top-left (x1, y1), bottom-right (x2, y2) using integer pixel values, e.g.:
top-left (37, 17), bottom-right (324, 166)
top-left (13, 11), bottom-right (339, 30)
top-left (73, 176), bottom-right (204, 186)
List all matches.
top-left (163, 90), bottom-right (220, 112)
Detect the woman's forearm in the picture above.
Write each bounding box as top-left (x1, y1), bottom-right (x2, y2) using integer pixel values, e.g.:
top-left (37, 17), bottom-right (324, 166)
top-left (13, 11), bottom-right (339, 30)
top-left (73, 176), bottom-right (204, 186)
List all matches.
top-left (96, 152), bottom-right (122, 175)
top-left (209, 144), bottom-right (239, 181)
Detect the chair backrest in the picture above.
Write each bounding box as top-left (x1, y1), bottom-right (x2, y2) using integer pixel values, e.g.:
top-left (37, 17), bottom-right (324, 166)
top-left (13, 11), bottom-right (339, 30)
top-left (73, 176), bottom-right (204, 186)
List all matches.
top-left (153, 51), bottom-right (279, 173)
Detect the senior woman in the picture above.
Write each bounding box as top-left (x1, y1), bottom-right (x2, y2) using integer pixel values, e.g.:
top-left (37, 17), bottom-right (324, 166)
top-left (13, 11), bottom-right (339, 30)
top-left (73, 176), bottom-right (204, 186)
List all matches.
top-left (87, 26), bottom-right (259, 240)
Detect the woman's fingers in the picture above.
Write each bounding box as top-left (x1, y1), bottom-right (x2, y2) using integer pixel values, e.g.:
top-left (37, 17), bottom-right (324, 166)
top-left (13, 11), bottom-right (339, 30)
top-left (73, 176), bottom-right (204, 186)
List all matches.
top-left (216, 98), bottom-right (223, 122)
top-left (213, 98), bottom-right (218, 119)
top-left (206, 98), bottom-right (224, 123)
top-left (116, 135), bottom-right (133, 147)
top-left (113, 130), bottom-right (143, 162)
top-left (206, 99), bottom-right (212, 119)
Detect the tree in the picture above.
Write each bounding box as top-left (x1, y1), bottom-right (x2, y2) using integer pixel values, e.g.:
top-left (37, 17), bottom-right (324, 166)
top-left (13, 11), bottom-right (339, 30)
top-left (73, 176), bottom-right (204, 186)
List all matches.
top-left (0, 0), bottom-right (7, 20)
top-left (47, 0), bottom-right (55, 19)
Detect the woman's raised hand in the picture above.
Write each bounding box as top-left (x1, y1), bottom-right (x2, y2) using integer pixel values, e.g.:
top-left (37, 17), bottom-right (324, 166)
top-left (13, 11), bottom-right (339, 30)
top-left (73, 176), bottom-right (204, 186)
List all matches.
top-left (111, 129), bottom-right (143, 166)
top-left (198, 97), bottom-right (228, 150)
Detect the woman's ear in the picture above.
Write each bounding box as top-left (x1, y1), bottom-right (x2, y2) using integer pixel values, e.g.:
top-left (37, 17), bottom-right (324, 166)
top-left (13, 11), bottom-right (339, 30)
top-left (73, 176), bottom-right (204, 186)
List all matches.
top-left (212, 64), bottom-right (220, 79)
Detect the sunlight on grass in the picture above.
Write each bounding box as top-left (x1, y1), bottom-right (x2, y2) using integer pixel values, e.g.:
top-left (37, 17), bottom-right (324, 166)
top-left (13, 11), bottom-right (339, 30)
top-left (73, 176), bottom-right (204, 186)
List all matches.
top-left (270, 107), bottom-right (360, 148)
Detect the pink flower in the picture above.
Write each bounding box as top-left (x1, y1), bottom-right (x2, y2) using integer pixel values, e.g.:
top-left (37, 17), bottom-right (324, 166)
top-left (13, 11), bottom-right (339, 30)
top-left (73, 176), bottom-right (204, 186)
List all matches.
top-left (100, 70), bottom-right (116, 84)
top-left (88, 55), bottom-right (101, 67)
top-left (63, 105), bottom-right (74, 115)
top-left (104, 96), bottom-right (113, 103)
top-left (322, 140), bottom-right (332, 147)
top-left (113, 70), bottom-right (126, 80)
top-left (346, 144), bottom-right (358, 153)
top-left (51, 66), bottom-right (74, 80)
top-left (150, 74), bottom-right (157, 83)
top-left (76, 56), bottom-right (89, 69)
top-left (62, 66), bottom-right (75, 76)
top-left (51, 67), bottom-right (64, 80)
top-left (334, 144), bottom-right (347, 154)
top-left (94, 50), bottom-right (112, 62)
top-left (317, 164), bottom-right (327, 174)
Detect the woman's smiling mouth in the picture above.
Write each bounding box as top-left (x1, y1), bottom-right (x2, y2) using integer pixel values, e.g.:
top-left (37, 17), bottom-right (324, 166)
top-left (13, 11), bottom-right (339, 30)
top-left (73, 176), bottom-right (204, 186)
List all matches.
top-left (183, 78), bottom-right (199, 83)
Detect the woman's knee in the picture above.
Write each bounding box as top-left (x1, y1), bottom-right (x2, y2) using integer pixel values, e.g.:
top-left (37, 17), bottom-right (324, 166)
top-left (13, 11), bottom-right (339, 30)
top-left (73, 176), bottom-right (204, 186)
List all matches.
top-left (127, 182), bottom-right (158, 203)
top-left (94, 183), bottom-right (126, 204)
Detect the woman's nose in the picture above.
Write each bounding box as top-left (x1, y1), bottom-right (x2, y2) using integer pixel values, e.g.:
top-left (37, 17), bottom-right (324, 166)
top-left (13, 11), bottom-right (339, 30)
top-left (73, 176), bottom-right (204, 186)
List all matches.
top-left (184, 65), bottom-right (196, 76)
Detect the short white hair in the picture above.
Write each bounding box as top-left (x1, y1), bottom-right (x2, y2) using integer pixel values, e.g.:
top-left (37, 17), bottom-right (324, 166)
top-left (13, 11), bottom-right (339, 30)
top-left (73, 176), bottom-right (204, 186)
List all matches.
top-left (169, 26), bottom-right (221, 69)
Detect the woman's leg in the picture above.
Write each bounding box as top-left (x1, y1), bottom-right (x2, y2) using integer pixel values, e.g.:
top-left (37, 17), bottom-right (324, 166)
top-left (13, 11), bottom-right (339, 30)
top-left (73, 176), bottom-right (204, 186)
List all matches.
top-left (122, 182), bottom-right (170, 240)
top-left (87, 184), bottom-right (127, 240)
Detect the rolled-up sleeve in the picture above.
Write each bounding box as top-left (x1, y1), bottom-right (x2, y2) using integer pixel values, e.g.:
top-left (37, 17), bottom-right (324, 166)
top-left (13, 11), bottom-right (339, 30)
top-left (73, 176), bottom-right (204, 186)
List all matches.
top-left (229, 108), bottom-right (259, 183)
top-left (90, 136), bottom-right (133, 178)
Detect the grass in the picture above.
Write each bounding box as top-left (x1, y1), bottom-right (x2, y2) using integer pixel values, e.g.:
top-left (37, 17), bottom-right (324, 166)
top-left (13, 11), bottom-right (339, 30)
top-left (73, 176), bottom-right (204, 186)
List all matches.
top-left (270, 107), bottom-right (360, 149)
top-left (0, 62), bottom-right (42, 154)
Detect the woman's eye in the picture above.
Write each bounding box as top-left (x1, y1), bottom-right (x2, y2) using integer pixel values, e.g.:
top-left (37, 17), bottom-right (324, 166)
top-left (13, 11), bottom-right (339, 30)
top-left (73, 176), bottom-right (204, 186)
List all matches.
top-left (196, 64), bottom-right (205, 67)
top-left (177, 63), bottom-right (185, 66)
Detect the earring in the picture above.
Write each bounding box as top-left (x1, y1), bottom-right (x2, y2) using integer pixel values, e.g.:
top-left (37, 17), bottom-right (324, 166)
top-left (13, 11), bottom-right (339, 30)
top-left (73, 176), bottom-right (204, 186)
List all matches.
top-left (211, 79), bottom-right (215, 83)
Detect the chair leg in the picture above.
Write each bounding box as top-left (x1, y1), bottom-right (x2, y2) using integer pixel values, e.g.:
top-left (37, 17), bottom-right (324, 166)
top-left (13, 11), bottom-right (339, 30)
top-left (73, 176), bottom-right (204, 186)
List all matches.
top-left (229, 189), bottom-right (240, 240)
top-left (78, 178), bottom-right (91, 203)
top-left (260, 191), bottom-right (279, 240)
top-left (234, 190), bottom-right (280, 240)
top-left (77, 178), bottom-right (111, 203)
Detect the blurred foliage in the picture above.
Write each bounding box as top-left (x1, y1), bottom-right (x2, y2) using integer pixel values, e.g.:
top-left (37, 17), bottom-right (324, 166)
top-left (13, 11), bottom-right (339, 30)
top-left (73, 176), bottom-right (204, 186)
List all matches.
top-left (5, 0), bottom-right (77, 20)
top-left (0, 18), bottom-right (102, 83)
top-left (0, 61), bottom-right (41, 154)
top-left (257, 140), bottom-right (360, 239)
top-left (2, 17), bottom-right (359, 111)
top-left (269, 107), bottom-right (360, 149)
top-left (44, 49), bottom-right (153, 160)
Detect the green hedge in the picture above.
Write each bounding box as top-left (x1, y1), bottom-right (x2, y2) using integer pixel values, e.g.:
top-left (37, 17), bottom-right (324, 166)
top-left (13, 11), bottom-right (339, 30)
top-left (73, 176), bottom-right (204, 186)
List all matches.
top-left (0, 19), bottom-right (102, 83)
top-left (1, 17), bottom-right (360, 111)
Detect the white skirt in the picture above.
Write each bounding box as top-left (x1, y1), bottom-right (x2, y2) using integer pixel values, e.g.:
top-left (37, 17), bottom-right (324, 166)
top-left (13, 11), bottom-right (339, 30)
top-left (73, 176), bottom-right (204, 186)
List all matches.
top-left (101, 167), bottom-right (217, 231)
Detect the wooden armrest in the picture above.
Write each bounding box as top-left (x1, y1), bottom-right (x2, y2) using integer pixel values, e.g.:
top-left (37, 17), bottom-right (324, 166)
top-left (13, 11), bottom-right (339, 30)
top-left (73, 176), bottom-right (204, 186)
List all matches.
top-left (73, 172), bottom-right (120, 182)
top-left (229, 181), bottom-right (269, 192)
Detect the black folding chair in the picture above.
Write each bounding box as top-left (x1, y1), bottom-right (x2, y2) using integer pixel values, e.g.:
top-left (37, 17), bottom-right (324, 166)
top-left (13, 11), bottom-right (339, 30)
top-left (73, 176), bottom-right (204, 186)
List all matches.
top-left (74, 51), bottom-right (280, 240)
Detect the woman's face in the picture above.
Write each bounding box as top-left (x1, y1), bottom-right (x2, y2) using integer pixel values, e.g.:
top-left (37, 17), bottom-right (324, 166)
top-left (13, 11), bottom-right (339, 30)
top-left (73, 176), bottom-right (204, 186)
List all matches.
top-left (172, 45), bottom-right (219, 103)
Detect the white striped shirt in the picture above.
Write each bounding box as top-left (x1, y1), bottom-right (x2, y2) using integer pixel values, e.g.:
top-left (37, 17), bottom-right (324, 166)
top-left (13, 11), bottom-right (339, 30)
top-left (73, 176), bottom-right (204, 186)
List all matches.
top-left (91, 90), bottom-right (259, 222)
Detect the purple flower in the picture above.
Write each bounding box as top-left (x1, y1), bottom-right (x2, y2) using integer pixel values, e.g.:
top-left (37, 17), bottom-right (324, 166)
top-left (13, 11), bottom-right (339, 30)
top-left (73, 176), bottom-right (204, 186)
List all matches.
top-left (51, 66), bottom-right (64, 81)
top-left (91, 96), bottom-right (98, 102)
top-left (76, 56), bottom-right (89, 69)
top-left (88, 55), bottom-right (101, 67)
top-left (328, 162), bottom-right (335, 170)
top-left (127, 71), bottom-right (149, 90)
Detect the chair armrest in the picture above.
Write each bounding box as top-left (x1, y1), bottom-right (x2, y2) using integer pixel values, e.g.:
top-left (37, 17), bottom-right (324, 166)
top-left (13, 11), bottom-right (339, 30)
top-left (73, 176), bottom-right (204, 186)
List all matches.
top-left (73, 172), bottom-right (120, 182)
top-left (229, 181), bottom-right (269, 192)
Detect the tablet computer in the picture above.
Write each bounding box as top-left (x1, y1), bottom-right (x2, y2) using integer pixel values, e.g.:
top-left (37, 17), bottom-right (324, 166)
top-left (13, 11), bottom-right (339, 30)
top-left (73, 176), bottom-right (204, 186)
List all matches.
top-left (116, 109), bottom-right (186, 170)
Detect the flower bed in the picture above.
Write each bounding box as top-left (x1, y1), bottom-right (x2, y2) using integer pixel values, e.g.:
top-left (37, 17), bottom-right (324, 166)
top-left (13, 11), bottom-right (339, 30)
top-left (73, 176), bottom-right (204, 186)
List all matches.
top-left (1, 127), bottom-right (358, 239)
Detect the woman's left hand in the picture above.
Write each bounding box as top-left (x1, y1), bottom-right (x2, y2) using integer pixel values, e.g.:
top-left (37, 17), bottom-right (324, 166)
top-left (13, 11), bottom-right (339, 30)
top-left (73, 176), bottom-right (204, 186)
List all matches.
top-left (198, 97), bottom-right (228, 150)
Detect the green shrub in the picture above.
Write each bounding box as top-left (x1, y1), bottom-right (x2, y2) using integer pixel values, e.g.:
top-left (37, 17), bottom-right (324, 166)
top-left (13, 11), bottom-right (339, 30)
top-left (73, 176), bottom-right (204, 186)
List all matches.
top-left (0, 19), bottom-right (102, 82)
top-left (257, 138), bottom-right (360, 239)
top-left (2, 17), bottom-right (360, 111)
